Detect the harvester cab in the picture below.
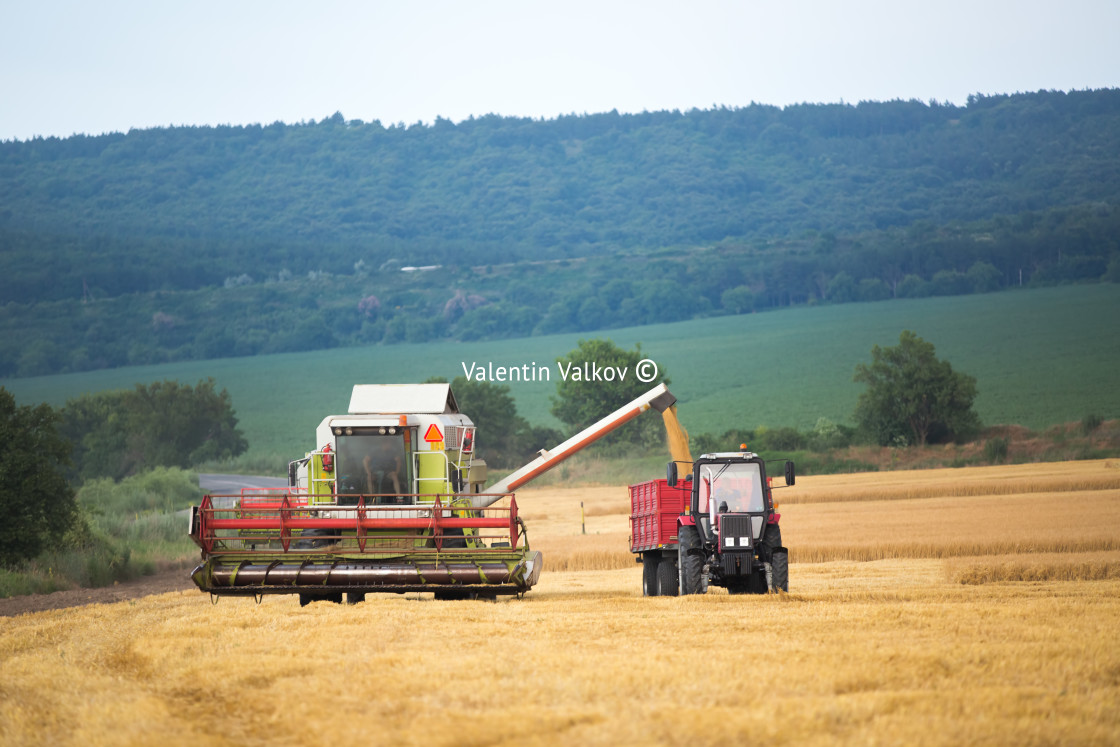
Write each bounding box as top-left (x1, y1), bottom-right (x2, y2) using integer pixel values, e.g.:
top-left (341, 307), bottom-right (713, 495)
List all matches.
top-left (291, 384), bottom-right (488, 504)
top-left (664, 448), bottom-right (794, 595)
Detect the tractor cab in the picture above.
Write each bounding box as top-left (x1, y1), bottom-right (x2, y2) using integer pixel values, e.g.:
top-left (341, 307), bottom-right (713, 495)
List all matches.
top-left (672, 452), bottom-right (788, 535)
top-left (695, 457), bottom-right (769, 547)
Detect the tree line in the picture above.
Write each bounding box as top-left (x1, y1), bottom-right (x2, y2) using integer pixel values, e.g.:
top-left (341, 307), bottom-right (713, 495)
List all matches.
top-left (1, 89), bottom-right (1119, 378)
top-left (3, 198), bottom-right (1119, 378)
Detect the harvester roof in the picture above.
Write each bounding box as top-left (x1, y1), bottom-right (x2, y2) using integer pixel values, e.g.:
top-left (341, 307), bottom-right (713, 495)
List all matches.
top-left (349, 384), bottom-right (459, 415)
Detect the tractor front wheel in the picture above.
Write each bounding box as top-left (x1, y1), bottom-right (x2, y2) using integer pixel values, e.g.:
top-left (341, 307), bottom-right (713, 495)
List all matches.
top-left (642, 554), bottom-right (660, 596)
top-left (678, 525), bottom-right (704, 595)
top-left (771, 549), bottom-right (789, 593)
top-left (763, 524), bottom-right (789, 592)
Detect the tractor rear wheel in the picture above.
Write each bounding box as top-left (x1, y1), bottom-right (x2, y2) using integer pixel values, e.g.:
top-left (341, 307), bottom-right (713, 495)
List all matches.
top-left (642, 554), bottom-right (660, 596)
top-left (678, 525), bottom-right (704, 595)
top-left (656, 557), bottom-right (679, 596)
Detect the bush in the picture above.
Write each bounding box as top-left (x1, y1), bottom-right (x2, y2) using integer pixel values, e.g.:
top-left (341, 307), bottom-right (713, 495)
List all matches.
top-left (1080, 413), bottom-right (1104, 435)
top-left (1, 467), bottom-right (203, 597)
top-left (77, 466), bottom-right (202, 519)
top-left (61, 379), bottom-right (247, 481)
top-left (753, 426), bottom-right (806, 451)
top-left (984, 437), bottom-right (1009, 464)
top-left (0, 388), bottom-right (76, 566)
top-left (853, 331), bottom-right (981, 446)
top-left (791, 453), bottom-right (879, 476)
top-left (806, 417), bottom-right (855, 451)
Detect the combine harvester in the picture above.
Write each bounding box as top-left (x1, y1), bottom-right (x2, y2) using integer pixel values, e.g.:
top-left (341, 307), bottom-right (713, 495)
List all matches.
top-left (188, 382), bottom-right (676, 603)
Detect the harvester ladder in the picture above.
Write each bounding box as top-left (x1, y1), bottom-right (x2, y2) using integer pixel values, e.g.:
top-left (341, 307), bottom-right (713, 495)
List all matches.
top-left (411, 424), bottom-right (477, 499)
top-left (450, 424), bottom-right (476, 480)
top-left (308, 447), bottom-right (336, 506)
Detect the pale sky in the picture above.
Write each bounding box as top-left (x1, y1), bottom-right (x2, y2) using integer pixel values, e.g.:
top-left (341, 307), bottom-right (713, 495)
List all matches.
top-left (2, 0), bottom-right (1118, 141)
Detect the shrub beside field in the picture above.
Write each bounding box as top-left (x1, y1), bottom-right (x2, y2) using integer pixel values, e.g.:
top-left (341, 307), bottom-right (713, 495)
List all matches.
top-left (0, 467), bottom-right (201, 598)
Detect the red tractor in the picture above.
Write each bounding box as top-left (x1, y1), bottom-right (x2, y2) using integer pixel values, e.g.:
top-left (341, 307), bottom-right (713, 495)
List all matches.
top-left (630, 448), bottom-right (793, 595)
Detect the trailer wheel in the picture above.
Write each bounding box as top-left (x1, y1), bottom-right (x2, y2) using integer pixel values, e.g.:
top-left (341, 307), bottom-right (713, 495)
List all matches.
top-left (678, 525), bottom-right (703, 595)
top-left (642, 554), bottom-right (661, 597)
top-left (656, 557), bottom-right (679, 597)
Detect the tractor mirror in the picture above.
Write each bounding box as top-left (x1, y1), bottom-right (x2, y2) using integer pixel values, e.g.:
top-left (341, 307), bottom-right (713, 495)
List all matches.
top-left (666, 461), bottom-right (678, 487)
top-left (785, 460), bottom-right (796, 487)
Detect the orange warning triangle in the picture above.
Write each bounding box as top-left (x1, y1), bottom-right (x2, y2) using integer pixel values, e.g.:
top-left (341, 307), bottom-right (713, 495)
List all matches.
top-left (423, 424), bottom-right (444, 443)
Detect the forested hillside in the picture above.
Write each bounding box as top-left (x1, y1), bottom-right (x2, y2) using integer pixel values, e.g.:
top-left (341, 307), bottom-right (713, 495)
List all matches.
top-left (3, 89), bottom-right (1119, 376)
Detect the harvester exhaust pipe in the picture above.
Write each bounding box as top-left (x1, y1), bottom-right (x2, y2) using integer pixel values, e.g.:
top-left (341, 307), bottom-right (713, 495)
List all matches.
top-left (477, 383), bottom-right (676, 506)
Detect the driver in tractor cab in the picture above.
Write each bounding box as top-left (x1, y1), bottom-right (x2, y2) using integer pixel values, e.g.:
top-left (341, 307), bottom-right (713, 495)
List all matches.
top-left (714, 486), bottom-right (741, 513)
top-left (714, 481), bottom-right (763, 513)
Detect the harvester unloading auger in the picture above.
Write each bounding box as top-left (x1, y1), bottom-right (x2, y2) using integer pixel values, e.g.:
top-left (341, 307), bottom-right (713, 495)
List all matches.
top-left (188, 382), bottom-right (676, 603)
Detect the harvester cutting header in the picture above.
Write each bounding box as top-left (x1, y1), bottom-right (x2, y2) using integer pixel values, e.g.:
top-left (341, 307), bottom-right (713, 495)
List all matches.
top-left (189, 382), bottom-right (676, 603)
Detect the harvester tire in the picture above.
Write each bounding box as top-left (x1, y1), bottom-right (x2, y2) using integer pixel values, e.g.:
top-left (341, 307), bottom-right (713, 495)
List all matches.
top-left (441, 527), bottom-right (468, 549)
top-left (346, 592), bottom-right (366, 604)
top-left (678, 525), bottom-right (704, 595)
top-left (299, 592), bottom-right (343, 606)
top-left (642, 554), bottom-right (660, 596)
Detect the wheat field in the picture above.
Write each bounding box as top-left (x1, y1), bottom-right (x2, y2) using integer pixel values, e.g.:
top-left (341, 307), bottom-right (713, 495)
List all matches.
top-left (3, 460), bottom-right (1119, 745)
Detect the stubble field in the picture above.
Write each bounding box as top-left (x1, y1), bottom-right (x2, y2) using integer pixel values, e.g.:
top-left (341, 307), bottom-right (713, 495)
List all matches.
top-left (2, 460), bottom-right (1119, 745)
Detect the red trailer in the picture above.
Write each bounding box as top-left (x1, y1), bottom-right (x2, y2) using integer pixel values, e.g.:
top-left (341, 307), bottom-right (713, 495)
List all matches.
top-left (629, 478), bottom-right (691, 595)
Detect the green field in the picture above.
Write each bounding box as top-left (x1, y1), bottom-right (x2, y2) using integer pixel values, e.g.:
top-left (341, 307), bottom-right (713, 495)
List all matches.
top-left (4, 284), bottom-right (1118, 467)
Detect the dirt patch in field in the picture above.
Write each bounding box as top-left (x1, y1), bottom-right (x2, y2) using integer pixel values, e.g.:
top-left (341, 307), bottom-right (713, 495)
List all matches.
top-left (0, 569), bottom-right (195, 618)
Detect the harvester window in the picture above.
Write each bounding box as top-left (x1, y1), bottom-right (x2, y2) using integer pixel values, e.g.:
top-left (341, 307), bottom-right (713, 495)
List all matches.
top-left (336, 434), bottom-right (409, 503)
